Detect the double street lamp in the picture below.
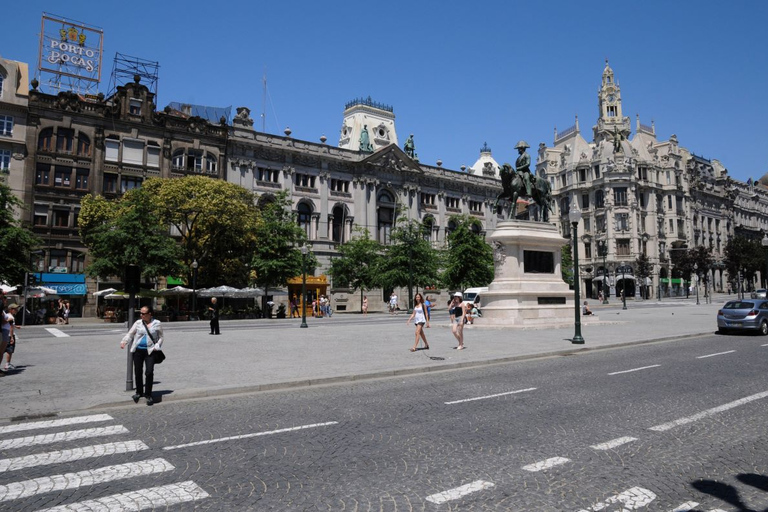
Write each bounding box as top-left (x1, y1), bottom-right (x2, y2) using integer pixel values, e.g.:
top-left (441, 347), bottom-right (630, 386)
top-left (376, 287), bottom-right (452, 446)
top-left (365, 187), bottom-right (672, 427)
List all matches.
top-left (300, 246), bottom-right (309, 328)
top-left (598, 240), bottom-right (609, 304)
top-left (191, 259), bottom-right (198, 321)
top-left (620, 262), bottom-right (627, 310)
top-left (762, 235), bottom-right (768, 290)
top-left (569, 207), bottom-right (585, 344)
top-left (694, 262), bottom-right (700, 305)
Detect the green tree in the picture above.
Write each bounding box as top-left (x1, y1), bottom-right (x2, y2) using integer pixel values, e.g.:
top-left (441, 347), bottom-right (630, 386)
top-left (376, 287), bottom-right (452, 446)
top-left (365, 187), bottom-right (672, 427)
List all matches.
top-left (724, 236), bottom-right (763, 291)
top-left (0, 183), bottom-right (40, 285)
top-left (634, 253), bottom-right (653, 299)
top-left (141, 176), bottom-right (260, 288)
top-left (79, 188), bottom-right (182, 282)
top-left (328, 228), bottom-right (382, 311)
top-left (440, 215), bottom-right (494, 291)
top-left (250, 191), bottom-right (316, 298)
top-left (377, 217), bottom-right (441, 308)
top-left (561, 244), bottom-right (574, 286)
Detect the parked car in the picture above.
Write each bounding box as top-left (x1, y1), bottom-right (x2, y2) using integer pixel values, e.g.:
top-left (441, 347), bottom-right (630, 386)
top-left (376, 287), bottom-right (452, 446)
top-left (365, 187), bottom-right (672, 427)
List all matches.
top-left (717, 300), bottom-right (768, 335)
top-left (750, 289), bottom-right (767, 299)
top-left (462, 287), bottom-right (488, 308)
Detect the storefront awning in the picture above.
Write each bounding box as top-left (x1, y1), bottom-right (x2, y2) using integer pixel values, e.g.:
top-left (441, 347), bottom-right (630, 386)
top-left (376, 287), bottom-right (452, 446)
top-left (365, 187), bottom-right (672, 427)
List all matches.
top-left (661, 278), bottom-right (683, 285)
top-left (167, 276), bottom-right (186, 286)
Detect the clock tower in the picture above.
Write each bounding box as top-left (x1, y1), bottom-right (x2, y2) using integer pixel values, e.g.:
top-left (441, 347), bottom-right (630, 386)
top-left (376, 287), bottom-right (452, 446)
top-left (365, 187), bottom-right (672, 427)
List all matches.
top-left (593, 59), bottom-right (631, 144)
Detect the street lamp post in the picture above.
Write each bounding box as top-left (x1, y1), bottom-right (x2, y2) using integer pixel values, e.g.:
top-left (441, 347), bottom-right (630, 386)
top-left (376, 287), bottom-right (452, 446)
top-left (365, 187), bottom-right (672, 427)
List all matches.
top-left (694, 262), bottom-right (700, 305)
top-left (569, 207), bottom-right (585, 344)
top-left (621, 262), bottom-right (627, 310)
top-left (742, 267), bottom-right (747, 300)
top-left (300, 246), bottom-right (308, 328)
top-left (599, 240), bottom-right (609, 304)
top-left (762, 235), bottom-right (768, 290)
top-left (191, 259), bottom-right (198, 320)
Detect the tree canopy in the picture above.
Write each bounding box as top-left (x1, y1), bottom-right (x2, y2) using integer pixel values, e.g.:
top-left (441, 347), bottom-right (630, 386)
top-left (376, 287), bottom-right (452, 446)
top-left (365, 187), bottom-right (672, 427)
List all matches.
top-left (79, 188), bottom-right (182, 281)
top-left (440, 215), bottom-right (494, 291)
top-left (328, 228), bottom-right (382, 310)
top-left (377, 217), bottom-right (441, 296)
top-left (250, 191), bottom-right (316, 293)
top-left (141, 176), bottom-right (260, 288)
top-left (724, 236), bottom-right (763, 287)
top-left (0, 183), bottom-right (40, 285)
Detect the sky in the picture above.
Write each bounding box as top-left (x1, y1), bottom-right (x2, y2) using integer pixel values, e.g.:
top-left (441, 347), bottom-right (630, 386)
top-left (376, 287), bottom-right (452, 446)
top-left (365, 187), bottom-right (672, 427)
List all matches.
top-left (2, 1), bottom-right (767, 183)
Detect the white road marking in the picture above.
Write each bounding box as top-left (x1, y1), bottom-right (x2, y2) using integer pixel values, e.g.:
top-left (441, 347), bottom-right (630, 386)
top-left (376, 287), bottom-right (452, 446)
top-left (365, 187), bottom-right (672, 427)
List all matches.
top-left (590, 436), bottom-right (637, 450)
top-left (0, 425), bottom-right (129, 450)
top-left (696, 350), bottom-right (735, 359)
top-left (608, 364), bottom-right (661, 375)
top-left (0, 414), bottom-right (113, 435)
top-left (649, 390), bottom-right (768, 431)
top-left (0, 440), bottom-right (149, 472)
top-left (576, 486), bottom-right (656, 511)
top-left (45, 328), bottom-right (69, 338)
top-left (36, 481), bottom-right (209, 511)
top-left (761, 343), bottom-right (768, 347)
top-left (163, 421), bottom-right (338, 450)
top-left (0, 458), bottom-right (174, 502)
top-left (670, 502), bottom-right (700, 511)
top-left (522, 457), bottom-right (570, 472)
top-left (444, 387), bottom-right (537, 405)
top-left (425, 480), bottom-right (495, 504)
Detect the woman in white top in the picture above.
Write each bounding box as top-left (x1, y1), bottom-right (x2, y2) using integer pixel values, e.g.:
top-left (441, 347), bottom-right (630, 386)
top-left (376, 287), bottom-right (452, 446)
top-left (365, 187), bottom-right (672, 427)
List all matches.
top-left (406, 293), bottom-right (430, 352)
top-left (120, 306), bottom-right (164, 406)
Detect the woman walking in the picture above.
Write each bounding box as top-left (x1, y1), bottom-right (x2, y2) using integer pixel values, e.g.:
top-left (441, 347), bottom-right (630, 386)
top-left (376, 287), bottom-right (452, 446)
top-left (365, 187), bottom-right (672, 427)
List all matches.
top-left (406, 293), bottom-right (430, 352)
top-left (362, 296), bottom-right (368, 316)
top-left (120, 306), bottom-right (163, 406)
top-left (449, 292), bottom-right (466, 350)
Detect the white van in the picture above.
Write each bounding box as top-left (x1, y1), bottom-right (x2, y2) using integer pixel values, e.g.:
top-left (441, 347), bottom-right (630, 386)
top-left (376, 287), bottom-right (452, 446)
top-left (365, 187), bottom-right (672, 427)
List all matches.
top-left (462, 287), bottom-right (488, 308)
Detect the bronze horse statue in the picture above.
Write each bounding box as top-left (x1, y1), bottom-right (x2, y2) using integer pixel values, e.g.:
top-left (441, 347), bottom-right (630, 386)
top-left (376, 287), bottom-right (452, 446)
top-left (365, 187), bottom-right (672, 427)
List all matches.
top-left (495, 163), bottom-right (553, 222)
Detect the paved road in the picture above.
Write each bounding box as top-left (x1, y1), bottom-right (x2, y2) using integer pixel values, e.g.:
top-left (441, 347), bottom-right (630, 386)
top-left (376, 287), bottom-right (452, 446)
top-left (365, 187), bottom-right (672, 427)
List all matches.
top-left (1, 330), bottom-right (767, 510)
top-left (0, 299), bottom-right (728, 421)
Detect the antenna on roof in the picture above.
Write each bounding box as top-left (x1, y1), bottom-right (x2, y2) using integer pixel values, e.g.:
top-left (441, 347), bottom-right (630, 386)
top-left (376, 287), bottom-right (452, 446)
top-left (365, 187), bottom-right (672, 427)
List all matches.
top-left (261, 67), bottom-right (266, 133)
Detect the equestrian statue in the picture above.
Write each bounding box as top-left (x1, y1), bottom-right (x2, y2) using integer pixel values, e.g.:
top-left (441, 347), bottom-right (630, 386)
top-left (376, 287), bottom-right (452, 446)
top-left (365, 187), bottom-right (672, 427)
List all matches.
top-left (495, 140), bottom-right (553, 222)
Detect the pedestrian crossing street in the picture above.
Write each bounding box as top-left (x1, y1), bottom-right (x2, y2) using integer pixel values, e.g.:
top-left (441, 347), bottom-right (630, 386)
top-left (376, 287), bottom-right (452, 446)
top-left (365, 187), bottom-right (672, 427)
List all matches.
top-left (0, 413), bottom-right (209, 510)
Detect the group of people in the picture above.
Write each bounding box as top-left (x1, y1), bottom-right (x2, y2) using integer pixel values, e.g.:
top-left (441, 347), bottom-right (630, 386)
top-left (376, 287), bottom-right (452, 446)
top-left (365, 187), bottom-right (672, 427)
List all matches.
top-left (406, 292), bottom-right (469, 352)
top-left (288, 294), bottom-right (333, 318)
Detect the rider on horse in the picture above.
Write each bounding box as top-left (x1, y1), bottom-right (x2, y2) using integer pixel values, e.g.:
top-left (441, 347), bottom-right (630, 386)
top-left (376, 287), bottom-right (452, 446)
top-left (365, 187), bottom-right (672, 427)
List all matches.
top-left (515, 140), bottom-right (533, 197)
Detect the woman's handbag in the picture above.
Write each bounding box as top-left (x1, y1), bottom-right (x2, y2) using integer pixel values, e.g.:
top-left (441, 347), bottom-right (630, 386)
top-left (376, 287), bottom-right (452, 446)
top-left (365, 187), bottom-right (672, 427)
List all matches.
top-left (143, 321), bottom-right (166, 364)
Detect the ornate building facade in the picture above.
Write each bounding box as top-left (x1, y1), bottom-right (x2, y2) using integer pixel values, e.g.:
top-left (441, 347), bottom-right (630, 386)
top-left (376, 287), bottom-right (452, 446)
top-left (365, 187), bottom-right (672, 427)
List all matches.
top-left (227, 101), bottom-right (504, 312)
top-left (0, 55), bottom-right (29, 214)
top-left (23, 76), bottom-right (227, 317)
top-left (539, 61), bottom-right (768, 300)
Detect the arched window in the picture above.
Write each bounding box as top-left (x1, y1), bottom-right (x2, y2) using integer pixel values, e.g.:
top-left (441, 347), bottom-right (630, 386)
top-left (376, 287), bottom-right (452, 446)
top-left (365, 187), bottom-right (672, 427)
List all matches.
top-left (77, 133), bottom-right (91, 157)
top-left (422, 216), bottom-right (434, 242)
top-left (172, 149), bottom-right (185, 170)
top-left (377, 190), bottom-right (395, 245)
top-left (471, 222), bottom-right (481, 235)
top-left (0, 72), bottom-right (4, 98)
top-left (297, 202), bottom-right (312, 238)
top-left (446, 219), bottom-right (457, 239)
top-left (206, 154), bottom-right (217, 174)
top-left (38, 128), bottom-right (54, 152)
top-left (331, 204), bottom-right (346, 243)
top-left (257, 194), bottom-right (275, 210)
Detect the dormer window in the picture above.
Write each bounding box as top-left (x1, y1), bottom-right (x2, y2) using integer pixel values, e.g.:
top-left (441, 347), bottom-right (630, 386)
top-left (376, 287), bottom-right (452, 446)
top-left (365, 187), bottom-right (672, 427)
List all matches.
top-left (129, 99), bottom-right (142, 116)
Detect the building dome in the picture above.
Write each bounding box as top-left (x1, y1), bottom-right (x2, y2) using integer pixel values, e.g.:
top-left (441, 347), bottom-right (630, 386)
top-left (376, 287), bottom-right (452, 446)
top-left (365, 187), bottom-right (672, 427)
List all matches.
top-left (469, 142), bottom-right (500, 179)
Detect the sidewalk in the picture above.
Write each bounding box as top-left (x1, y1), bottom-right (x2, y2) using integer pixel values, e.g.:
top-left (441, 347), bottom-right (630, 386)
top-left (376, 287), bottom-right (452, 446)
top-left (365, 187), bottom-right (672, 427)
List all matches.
top-left (1, 298), bottom-right (726, 422)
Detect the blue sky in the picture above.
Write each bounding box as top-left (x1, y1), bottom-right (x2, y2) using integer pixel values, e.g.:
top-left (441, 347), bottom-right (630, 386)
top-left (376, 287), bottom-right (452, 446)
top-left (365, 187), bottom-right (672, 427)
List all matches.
top-left (2, 1), bottom-right (766, 183)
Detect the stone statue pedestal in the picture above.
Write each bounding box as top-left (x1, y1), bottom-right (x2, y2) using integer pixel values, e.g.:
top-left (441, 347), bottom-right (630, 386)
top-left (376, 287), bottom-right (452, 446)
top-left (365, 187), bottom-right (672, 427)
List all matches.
top-left (481, 220), bottom-right (590, 328)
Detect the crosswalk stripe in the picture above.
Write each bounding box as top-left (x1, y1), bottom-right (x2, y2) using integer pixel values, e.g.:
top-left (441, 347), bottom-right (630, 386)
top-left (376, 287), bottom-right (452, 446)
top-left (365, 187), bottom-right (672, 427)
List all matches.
top-left (0, 440), bottom-right (149, 472)
top-left (0, 457), bottom-right (174, 502)
top-left (35, 480), bottom-right (209, 511)
top-left (670, 502), bottom-right (700, 511)
top-left (0, 425), bottom-right (129, 450)
top-left (45, 328), bottom-right (69, 338)
top-left (0, 414), bottom-right (113, 435)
